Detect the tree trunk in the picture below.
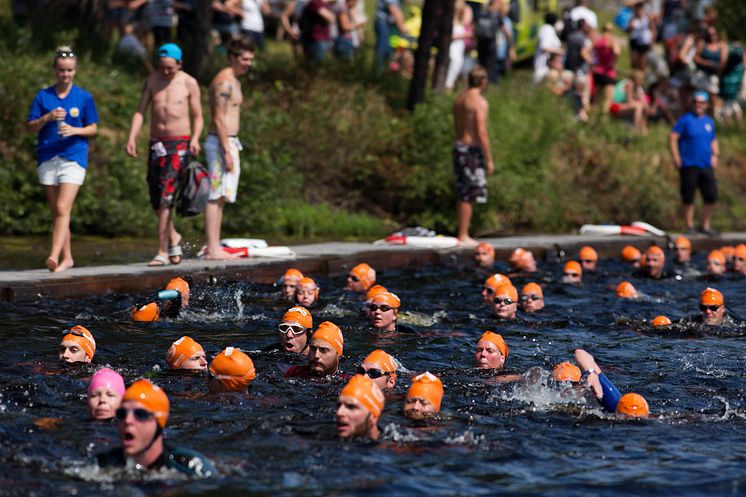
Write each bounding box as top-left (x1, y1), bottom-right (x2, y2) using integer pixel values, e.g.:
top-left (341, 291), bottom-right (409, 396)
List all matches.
top-left (184, 0), bottom-right (214, 82)
top-left (406, 0), bottom-right (442, 110)
top-left (431, 0), bottom-right (454, 93)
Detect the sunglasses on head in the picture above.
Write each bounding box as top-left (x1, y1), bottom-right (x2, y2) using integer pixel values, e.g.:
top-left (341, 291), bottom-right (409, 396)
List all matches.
top-left (368, 304), bottom-right (393, 312)
top-left (700, 304), bottom-right (721, 312)
top-left (56, 50), bottom-right (76, 58)
top-left (348, 274), bottom-right (360, 282)
top-left (494, 297), bottom-right (514, 305)
top-left (356, 366), bottom-right (391, 379)
top-left (521, 294), bottom-right (541, 302)
top-left (115, 407), bottom-right (154, 422)
top-left (278, 323), bottom-right (306, 335)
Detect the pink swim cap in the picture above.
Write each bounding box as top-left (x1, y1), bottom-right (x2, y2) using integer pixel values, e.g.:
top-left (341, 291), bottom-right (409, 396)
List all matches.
top-left (87, 368), bottom-right (125, 397)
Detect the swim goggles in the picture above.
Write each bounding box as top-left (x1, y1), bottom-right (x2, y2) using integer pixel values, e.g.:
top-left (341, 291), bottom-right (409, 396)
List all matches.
top-left (493, 297), bottom-right (514, 306)
top-left (278, 323), bottom-right (306, 335)
top-left (483, 287), bottom-right (495, 294)
top-left (368, 304), bottom-right (394, 312)
top-left (520, 294), bottom-right (542, 302)
top-left (115, 407), bottom-right (154, 422)
top-left (700, 304), bottom-right (722, 312)
top-left (347, 274), bottom-right (360, 282)
top-left (356, 366), bottom-right (392, 379)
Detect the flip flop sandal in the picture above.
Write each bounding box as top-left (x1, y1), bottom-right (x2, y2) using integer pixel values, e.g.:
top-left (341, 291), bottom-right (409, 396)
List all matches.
top-left (148, 254), bottom-right (170, 267)
top-left (168, 244), bottom-right (183, 265)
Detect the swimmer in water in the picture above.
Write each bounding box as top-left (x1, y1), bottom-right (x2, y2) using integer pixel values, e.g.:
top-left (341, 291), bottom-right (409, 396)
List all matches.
top-left (551, 362), bottom-right (581, 382)
top-left (368, 292), bottom-right (401, 332)
top-left (336, 374), bottom-right (385, 440)
top-left (163, 276), bottom-right (189, 318)
top-left (481, 273), bottom-right (511, 304)
top-left (641, 245), bottom-right (666, 279)
top-left (87, 368), bottom-right (125, 420)
top-left (166, 336), bottom-right (208, 371)
top-left (475, 331), bottom-right (523, 381)
top-left (620, 245), bottom-right (642, 268)
top-left (474, 242), bottom-right (495, 269)
top-left (508, 248), bottom-right (538, 274)
top-left (357, 349), bottom-right (398, 390)
top-left (97, 379), bottom-right (217, 477)
top-left (720, 246), bottom-right (735, 269)
top-left (733, 244), bottom-right (746, 275)
top-left (573, 349), bottom-right (649, 418)
top-left (208, 347), bottom-right (256, 394)
top-left (59, 325), bottom-right (95, 364)
top-left (578, 246), bottom-right (598, 272)
top-left (403, 372), bottom-right (443, 420)
top-left (363, 285), bottom-right (388, 318)
top-left (131, 277), bottom-right (189, 322)
top-left (562, 261), bottom-right (582, 284)
top-left (615, 281), bottom-right (639, 299)
top-left (493, 284), bottom-right (518, 320)
top-left (285, 321), bottom-right (344, 378)
top-left (696, 287), bottom-right (728, 326)
top-left (295, 277), bottom-right (319, 308)
top-left (519, 283), bottom-right (545, 313)
top-left (279, 268), bottom-right (304, 300)
top-left (673, 236), bottom-right (692, 264)
top-left (346, 263), bottom-right (376, 293)
top-left (277, 306), bottom-right (313, 355)
top-left (706, 250), bottom-right (726, 276)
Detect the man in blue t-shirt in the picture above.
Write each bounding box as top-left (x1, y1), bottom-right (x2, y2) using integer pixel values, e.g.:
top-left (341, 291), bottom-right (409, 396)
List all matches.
top-left (669, 91), bottom-right (720, 236)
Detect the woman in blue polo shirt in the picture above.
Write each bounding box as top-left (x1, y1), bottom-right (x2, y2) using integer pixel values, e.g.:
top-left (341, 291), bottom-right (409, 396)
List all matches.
top-left (26, 46), bottom-right (99, 272)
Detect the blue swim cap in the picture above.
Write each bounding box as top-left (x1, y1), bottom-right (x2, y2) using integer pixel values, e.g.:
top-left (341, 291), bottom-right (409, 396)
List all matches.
top-left (158, 43), bottom-right (182, 63)
top-left (693, 90), bottom-right (709, 102)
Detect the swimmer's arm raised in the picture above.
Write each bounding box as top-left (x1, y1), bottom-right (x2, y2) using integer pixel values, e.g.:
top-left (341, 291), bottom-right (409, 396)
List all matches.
top-left (126, 80), bottom-right (153, 157)
top-left (574, 349), bottom-right (603, 398)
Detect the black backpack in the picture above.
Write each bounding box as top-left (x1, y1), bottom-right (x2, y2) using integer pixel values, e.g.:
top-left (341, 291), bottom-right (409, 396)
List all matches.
top-left (176, 160), bottom-right (210, 217)
top-left (475, 11), bottom-right (502, 40)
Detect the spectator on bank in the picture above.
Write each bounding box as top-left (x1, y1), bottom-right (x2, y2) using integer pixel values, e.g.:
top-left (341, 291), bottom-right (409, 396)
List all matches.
top-left (628, 1), bottom-right (655, 71)
top-left (569, 0), bottom-right (597, 31)
top-left (717, 43), bottom-right (744, 125)
top-left (592, 23), bottom-right (621, 113)
top-left (106, 0), bottom-right (132, 42)
top-left (494, 0), bottom-right (515, 82)
top-left (240, 0), bottom-right (271, 50)
top-left (374, 0), bottom-right (408, 69)
top-left (475, 0), bottom-right (512, 84)
top-left (213, 0), bottom-right (243, 44)
top-left (301, 0), bottom-right (335, 62)
top-left (117, 22), bottom-right (154, 73)
top-left (533, 12), bottom-right (562, 84)
top-left (127, 0), bottom-right (178, 48)
top-left (564, 18), bottom-right (593, 121)
top-left (694, 26), bottom-right (727, 108)
top-left (445, 0), bottom-right (470, 91)
top-left (610, 70), bottom-right (649, 134)
top-left (544, 53), bottom-right (574, 96)
top-left (334, 0), bottom-right (366, 59)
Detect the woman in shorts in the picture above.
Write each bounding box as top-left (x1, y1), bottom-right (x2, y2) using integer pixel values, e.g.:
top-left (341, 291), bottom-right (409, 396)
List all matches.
top-left (26, 46), bottom-right (99, 272)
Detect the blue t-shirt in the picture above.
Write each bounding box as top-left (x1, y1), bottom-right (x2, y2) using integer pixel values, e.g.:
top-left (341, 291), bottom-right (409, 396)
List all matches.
top-left (27, 84), bottom-right (99, 168)
top-left (376, 0), bottom-right (401, 23)
top-left (672, 112), bottom-right (716, 169)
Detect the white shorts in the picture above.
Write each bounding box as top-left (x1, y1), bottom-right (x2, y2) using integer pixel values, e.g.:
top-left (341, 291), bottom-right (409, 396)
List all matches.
top-left (204, 134), bottom-right (241, 203)
top-left (37, 156), bottom-right (87, 186)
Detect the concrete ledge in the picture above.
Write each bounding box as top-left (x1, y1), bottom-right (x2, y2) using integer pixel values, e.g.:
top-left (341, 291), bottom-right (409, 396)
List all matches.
top-left (1, 233), bottom-right (744, 301)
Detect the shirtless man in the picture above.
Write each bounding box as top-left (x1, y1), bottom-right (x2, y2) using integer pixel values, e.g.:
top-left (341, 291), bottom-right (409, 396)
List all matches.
top-left (125, 43), bottom-right (203, 266)
top-left (452, 65), bottom-right (494, 247)
top-left (203, 36), bottom-right (256, 260)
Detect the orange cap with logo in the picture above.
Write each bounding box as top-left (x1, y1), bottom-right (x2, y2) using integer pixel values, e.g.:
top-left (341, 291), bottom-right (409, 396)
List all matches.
top-left (651, 315), bottom-right (672, 327)
top-left (209, 347), bottom-right (256, 391)
top-left (282, 268), bottom-right (303, 283)
top-left (476, 242), bottom-right (495, 256)
top-left (735, 244), bottom-right (746, 260)
top-left (365, 285), bottom-right (388, 302)
top-left (700, 287), bottom-right (724, 306)
top-left (371, 292), bottom-right (401, 309)
top-left (707, 250), bottom-right (725, 264)
top-left (484, 273), bottom-right (512, 292)
top-left (350, 263), bottom-right (376, 290)
top-left (478, 331), bottom-right (509, 359)
top-left (494, 284), bottom-right (518, 302)
top-left (564, 261), bottom-right (582, 275)
top-left (363, 349), bottom-right (398, 381)
top-left (674, 236), bottom-right (691, 250)
top-left (521, 282), bottom-right (543, 298)
top-left (62, 325), bottom-right (96, 360)
top-left (407, 372), bottom-right (444, 411)
top-left (616, 281), bottom-right (638, 298)
top-left (616, 392), bottom-right (649, 418)
top-left (123, 379), bottom-right (170, 428)
top-left (166, 336), bottom-right (204, 368)
top-left (312, 321), bottom-right (344, 356)
top-left (552, 362), bottom-right (581, 382)
top-left (165, 277), bottom-right (190, 306)
top-left (579, 245), bottom-right (598, 261)
top-left (340, 374), bottom-right (385, 418)
top-left (131, 302), bottom-right (159, 322)
top-left (621, 245), bottom-right (641, 262)
top-left (281, 306), bottom-right (313, 329)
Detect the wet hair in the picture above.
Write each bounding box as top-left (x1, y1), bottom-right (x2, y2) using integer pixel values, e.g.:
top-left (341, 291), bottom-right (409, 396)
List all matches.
top-left (53, 45), bottom-right (76, 67)
top-left (544, 12), bottom-right (557, 25)
top-left (227, 35), bottom-right (256, 57)
top-left (468, 65), bottom-right (488, 88)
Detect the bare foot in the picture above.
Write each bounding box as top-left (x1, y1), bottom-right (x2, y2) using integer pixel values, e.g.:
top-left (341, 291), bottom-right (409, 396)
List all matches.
top-left (457, 237), bottom-right (479, 248)
top-left (202, 248), bottom-right (242, 260)
top-left (46, 257), bottom-right (58, 272)
top-left (54, 259), bottom-right (74, 272)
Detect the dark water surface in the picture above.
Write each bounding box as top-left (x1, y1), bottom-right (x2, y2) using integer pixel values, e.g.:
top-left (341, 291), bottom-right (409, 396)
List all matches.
top-left (1, 255), bottom-right (745, 497)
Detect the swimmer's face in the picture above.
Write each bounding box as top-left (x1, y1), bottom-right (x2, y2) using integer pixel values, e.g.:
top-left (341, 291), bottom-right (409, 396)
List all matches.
top-left (707, 258), bottom-right (726, 275)
top-left (475, 339), bottom-right (505, 369)
top-left (88, 387), bottom-right (123, 420)
top-left (336, 395), bottom-right (374, 439)
top-left (579, 258), bottom-right (597, 272)
top-left (346, 273), bottom-right (365, 293)
top-left (278, 322), bottom-right (309, 354)
top-left (116, 400), bottom-right (160, 457)
top-left (281, 279), bottom-right (299, 299)
top-left (519, 254), bottom-right (537, 273)
top-left (59, 340), bottom-right (91, 364)
top-left (308, 338), bottom-right (339, 376)
top-left (159, 57), bottom-right (180, 79)
top-left (645, 252), bottom-right (665, 278)
top-left (359, 361), bottom-right (396, 390)
top-left (180, 350), bottom-right (208, 371)
top-left (482, 285), bottom-right (496, 304)
top-left (701, 303), bottom-right (725, 325)
top-left (54, 57), bottom-right (76, 85)
top-left (520, 292), bottom-right (545, 312)
top-left (734, 255), bottom-right (746, 274)
top-left (674, 245), bottom-right (691, 263)
top-left (474, 247), bottom-right (494, 268)
top-left (403, 396), bottom-right (437, 420)
top-left (562, 271), bottom-right (582, 284)
top-left (230, 50), bottom-right (255, 76)
top-left (295, 285), bottom-right (317, 307)
top-left (368, 303), bottom-right (397, 331)
top-left (493, 294), bottom-right (517, 320)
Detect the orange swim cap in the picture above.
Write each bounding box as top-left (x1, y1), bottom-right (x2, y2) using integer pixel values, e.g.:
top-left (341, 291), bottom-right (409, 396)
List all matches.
top-left (209, 347), bottom-right (256, 391)
top-left (62, 325), bottom-right (96, 360)
top-left (616, 392), bottom-right (649, 418)
top-left (478, 331), bottom-right (509, 359)
top-left (621, 245), bottom-right (641, 262)
top-left (579, 245), bottom-right (598, 261)
top-left (407, 372), bottom-right (444, 411)
top-left (476, 242), bottom-right (495, 256)
top-left (166, 336), bottom-right (204, 369)
top-left (651, 315), bottom-right (672, 327)
top-left (720, 246), bottom-right (735, 259)
top-left (552, 362), bottom-right (581, 382)
top-left (281, 306), bottom-right (313, 329)
top-left (615, 281), bottom-right (638, 299)
top-left (350, 263), bottom-right (376, 290)
top-left (700, 287), bottom-right (724, 306)
top-left (508, 248), bottom-right (535, 270)
top-left (564, 260), bottom-right (582, 275)
top-left (735, 244), bottom-right (746, 260)
top-left (365, 285), bottom-right (388, 302)
top-left (494, 284), bottom-right (518, 302)
top-left (363, 349), bottom-right (398, 381)
top-left (165, 277), bottom-right (190, 306)
top-left (123, 379), bottom-right (169, 428)
top-left (674, 236), bottom-right (691, 250)
top-left (312, 321), bottom-right (344, 356)
top-left (282, 268), bottom-right (303, 283)
top-left (131, 302), bottom-right (160, 322)
top-left (645, 245), bottom-right (664, 257)
top-left (340, 374), bottom-right (385, 418)
top-left (521, 282), bottom-right (543, 298)
top-left (484, 273), bottom-right (512, 292)
top-left (707, 250), bottom-right (726, 264)
top-left (371, 292), bottom-right (401, 309)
